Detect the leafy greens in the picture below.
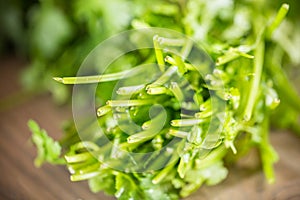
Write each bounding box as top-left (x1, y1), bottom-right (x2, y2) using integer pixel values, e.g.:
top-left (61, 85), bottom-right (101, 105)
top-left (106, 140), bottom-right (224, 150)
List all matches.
top-left (29, 0), bottom-right (300, 199)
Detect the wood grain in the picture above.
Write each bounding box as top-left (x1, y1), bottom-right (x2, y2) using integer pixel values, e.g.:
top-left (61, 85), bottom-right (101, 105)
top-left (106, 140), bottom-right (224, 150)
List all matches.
top-left (1, 57), bottom-right (300, 200)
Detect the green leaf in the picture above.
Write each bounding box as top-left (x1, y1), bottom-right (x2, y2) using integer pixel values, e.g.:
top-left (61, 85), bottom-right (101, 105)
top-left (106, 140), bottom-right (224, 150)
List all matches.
top-left (115, 173), bottom-right (142, 200)
top-left (88, 170), bottom-right (116, 195)
top-left (28, 120), bottom-right (65, 167)
top-left (29, 2), bottom-right (73, 59)
top-left (181, 161), bottom-right (228, 197)
top-left (140, 175), bottom-right (176, 200)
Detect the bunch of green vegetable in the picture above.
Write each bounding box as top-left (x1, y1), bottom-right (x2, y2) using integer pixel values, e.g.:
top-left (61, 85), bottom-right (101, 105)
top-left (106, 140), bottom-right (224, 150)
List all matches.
top-left (29, 0), bottom-right (300, 199)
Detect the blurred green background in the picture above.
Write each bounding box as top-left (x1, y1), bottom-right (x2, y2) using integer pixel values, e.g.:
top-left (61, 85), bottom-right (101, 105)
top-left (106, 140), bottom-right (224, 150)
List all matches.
top-left (0, 0), bottom-right (299, 128)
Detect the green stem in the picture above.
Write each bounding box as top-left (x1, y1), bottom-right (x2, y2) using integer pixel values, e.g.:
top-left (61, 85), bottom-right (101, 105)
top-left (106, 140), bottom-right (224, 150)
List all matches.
top-left (65, 152), bottom-right (93, 163)
top-left (147, 86), bottom-right (168, 95)
top-left (68, 158), bottom-right (97, 173)
top-left (127, 129), bottom-right (160, 144)
top-left (53, 67), bottom-right (143, 84)
top-left (116, 84), bottom-right (145, 95)
top-left (107, 99), bottom-right (153, 107)
top-left (153, 35), bottom-right (165, 72)
top-left (168, 129), bottom-right (188, 138)
top-left (158, 37), bottom-right (186, 46)
top-left (78, 162), bottom-right (101, 174)
top-left (142, 111), bottom-right (167, 130)
top-left (195, 110), bottom-right (213, 118)
top-left (165, 56), bottom-right (196, 71)
top-left (259, 115), bottom-right (279, 184)
top-left (147, 66), bottom-right (178, 88)
top-left (152, 152), bottom-right (179, 184)
top-left (267, 48), bottom-right (300, 112)
top-left (169, 82), bottom-right (184, 102)
top-left (195, 145), bottom-right (227, 169)
top-left (216, 47), bottom-right (254, 66)
top-left (267, 3), bottom-right (289, 38)
top-left (171, 118), bottom-right (204, 127)
top-left (71, 141), bottom-right (101, 152)
top-left (96, 105), bottom-right (111, 117)
top-left (243, 40), bottom-right (265, 121)
top-left (71, 171), bottom-right (101, 181)
top-left (181, 39), bottom-right (193, 60)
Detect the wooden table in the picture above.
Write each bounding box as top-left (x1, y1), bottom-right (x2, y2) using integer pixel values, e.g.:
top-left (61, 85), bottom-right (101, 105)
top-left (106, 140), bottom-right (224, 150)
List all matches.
top-left (1, 57), bottom-right (300, 199)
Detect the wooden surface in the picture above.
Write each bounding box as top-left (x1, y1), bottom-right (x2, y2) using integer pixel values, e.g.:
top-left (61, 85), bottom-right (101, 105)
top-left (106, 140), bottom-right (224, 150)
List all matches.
top-left (1, 57), bottom-right (300, 200)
